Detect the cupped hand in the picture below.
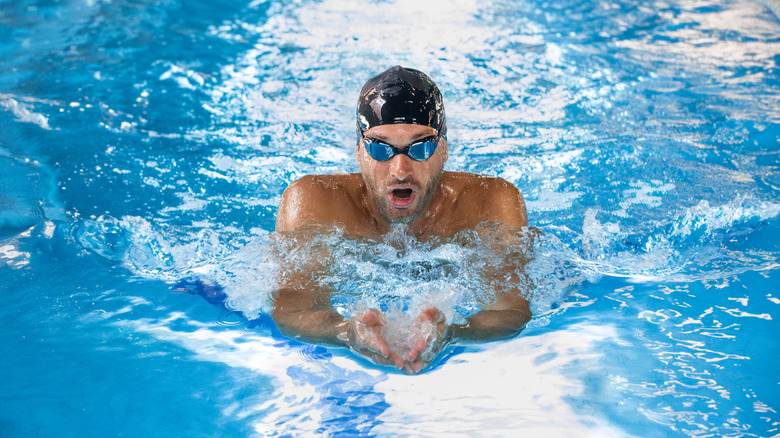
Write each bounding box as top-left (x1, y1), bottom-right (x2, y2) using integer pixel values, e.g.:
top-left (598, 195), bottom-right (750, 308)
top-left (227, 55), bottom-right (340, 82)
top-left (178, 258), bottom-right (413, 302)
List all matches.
top-left (348, 309), bottom-right (405, 369)
top-left (348, 307), bottom-right (452, 374)
top-left (401, 306), bottom-right (451, 374)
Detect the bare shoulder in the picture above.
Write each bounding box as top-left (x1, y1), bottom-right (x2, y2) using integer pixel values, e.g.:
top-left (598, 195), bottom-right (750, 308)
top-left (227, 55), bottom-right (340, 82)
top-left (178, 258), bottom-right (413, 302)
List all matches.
top-left (283, 174), bottom-right (357, 195)
top-left (443, 171), bottom-right (528, 228)
top-left (275, 174), bottom-right (362, 232)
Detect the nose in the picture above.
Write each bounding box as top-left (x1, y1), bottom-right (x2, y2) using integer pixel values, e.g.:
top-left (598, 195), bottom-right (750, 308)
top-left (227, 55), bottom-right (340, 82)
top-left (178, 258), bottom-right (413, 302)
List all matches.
top-left (389, 154), bottom-right (413, 181)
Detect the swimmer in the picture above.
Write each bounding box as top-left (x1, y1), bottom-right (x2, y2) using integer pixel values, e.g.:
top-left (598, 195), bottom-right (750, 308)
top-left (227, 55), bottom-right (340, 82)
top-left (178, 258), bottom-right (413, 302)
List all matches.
top-left (272, 66), bottom-right (531, 374)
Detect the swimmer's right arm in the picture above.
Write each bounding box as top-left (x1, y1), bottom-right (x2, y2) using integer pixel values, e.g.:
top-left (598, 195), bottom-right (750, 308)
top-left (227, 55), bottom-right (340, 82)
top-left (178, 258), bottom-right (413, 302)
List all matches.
top-left (274, 176), bottom-right (434, 372)
top-left (271, 288), bottom-right (350, 345)
top-left (275, 176), bottom-right (319, 232)
top-left (274, 179), bottom-right (407, 367)
top-left (273, 184), bottom-right (354, 348)
top-left (271, 289), bottom-right (408, 369)
top-left (275, 175), bottom-right (354, 232)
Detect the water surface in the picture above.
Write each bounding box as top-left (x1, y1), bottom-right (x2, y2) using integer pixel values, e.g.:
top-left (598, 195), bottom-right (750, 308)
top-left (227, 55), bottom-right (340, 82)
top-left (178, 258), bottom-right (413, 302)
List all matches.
top-left (1, 0), bottom-right (779, 436)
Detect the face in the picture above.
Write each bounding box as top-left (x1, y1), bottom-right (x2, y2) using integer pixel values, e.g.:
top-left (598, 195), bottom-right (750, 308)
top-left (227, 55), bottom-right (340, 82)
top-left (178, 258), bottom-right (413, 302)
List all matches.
top-left (356, 123), bottom-right (448, 224)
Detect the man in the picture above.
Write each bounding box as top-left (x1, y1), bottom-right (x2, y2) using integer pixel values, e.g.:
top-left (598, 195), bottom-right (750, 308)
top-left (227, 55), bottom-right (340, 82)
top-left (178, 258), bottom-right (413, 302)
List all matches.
top-left (272, 66), bottom-right (531, 374)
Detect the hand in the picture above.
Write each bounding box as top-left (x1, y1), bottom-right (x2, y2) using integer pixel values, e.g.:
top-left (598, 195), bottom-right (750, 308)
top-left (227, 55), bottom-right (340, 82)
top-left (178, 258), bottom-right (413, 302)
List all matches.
top-left (347, 307), bottom-right (451, 374)
top-left (347, 309), bottom-right (405, 369)
top-left (401, 307), bottom-right (451, 374)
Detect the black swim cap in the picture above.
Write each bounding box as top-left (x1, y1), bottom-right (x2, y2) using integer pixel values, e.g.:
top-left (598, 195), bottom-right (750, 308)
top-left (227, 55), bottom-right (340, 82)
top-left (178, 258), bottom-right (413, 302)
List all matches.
top-left (356, 66), bottom-right (445, 134)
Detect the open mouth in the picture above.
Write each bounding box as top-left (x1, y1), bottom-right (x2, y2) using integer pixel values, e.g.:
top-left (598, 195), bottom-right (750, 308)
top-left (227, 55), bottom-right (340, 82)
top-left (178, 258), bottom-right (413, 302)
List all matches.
top-left (389, 188), bottom-right (415, 208)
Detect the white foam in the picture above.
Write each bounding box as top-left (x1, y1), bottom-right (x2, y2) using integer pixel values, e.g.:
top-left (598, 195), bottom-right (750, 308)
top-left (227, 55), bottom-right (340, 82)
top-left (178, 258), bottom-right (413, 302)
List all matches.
top-left (574, 197), bottom-right (780, 282)
top-left (0, 243), bottom-right (31, 268)
top-left (0, 95), bottom-right (52, 130)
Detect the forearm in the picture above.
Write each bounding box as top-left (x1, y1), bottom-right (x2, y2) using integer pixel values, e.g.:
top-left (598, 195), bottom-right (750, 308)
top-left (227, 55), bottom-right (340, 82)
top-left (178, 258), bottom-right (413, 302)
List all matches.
top-left (271, 289), bottom-right (350, 347)
top-left (450, 308), bottom-right (531, 343)
top-left (273, 291), bottom-right (412, 371)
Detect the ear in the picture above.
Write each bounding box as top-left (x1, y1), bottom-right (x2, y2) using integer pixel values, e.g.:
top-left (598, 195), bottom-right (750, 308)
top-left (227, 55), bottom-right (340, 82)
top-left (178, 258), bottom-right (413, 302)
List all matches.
top-left (441, 139), bottom-right (449, 166)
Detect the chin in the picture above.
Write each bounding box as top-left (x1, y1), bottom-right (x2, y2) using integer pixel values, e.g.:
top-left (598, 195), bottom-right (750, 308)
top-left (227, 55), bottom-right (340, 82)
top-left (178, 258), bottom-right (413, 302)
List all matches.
top-left (381, 204), bottom-right (421, 225)
top-left (388, 215), bottom-right (416, 225)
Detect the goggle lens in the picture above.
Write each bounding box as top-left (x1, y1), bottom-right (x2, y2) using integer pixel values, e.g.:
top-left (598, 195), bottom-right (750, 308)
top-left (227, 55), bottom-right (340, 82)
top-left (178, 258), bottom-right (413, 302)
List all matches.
top-left (364, 138), bottom-right (439, 162)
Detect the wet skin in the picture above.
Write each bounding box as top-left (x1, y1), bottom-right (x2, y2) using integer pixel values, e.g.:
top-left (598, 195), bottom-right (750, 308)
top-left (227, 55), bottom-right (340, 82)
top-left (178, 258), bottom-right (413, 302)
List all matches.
top-left (273, 124), bottom-right (532, 373)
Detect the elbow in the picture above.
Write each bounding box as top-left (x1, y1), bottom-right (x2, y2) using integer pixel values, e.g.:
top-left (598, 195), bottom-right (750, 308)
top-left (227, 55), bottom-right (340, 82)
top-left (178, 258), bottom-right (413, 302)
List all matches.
top-left (270, 292), bottom-right (301, 336)
top-left (270, 299), bottom-right (305, 336)
top-left (454, 308), bottom-right (532, 343)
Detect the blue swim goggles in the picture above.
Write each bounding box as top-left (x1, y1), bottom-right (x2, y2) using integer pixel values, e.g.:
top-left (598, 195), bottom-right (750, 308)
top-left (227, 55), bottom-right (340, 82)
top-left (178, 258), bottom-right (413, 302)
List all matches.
top-left (360, 122), bottom-right (447, 162)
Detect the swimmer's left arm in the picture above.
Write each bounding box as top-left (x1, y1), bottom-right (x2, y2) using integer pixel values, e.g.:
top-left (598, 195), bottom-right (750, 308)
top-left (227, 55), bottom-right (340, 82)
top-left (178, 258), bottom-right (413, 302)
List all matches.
top-left (449, 179), bottom-right (532, 342)
top-left (402, 297), bottom-right (531, 370)
top-left (449, 297), bottom-right (532, 342)
top-left (483, 177), bottom-right (528, 228)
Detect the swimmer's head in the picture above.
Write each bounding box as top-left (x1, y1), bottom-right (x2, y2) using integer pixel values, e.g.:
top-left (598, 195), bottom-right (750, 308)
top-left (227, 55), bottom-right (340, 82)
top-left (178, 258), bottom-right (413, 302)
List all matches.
top-left (357, 66), bottom-right (446, 136)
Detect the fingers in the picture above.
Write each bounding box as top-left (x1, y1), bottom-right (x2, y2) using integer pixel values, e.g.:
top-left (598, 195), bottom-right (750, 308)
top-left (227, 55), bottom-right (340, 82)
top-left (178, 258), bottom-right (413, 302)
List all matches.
top-left (406, 359), bottom-right (423, 374)
top-left (406, 336), bottom-right (427, 361)
top-left (356, 330), bottom-right (390, 358)
top-left (351, 307), bottom-right (449, 374)
top-left (352, 309), bottom-right (391, 358)
top-left (392, 353), bottom-right (405, 369)
top-left (418, 306), bottom-right (444, 324)
top-left (362, 349), bottom-right (404, 369)
top-left (371, 334), bottom-right (391, 358)
top-left (360, 308), bottom-right (382, 326)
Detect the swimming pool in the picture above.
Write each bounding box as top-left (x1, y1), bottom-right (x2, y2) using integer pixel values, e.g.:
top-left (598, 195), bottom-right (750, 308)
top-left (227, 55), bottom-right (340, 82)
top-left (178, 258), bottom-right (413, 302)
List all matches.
top-left (1, 0), bottom-right (778, 435)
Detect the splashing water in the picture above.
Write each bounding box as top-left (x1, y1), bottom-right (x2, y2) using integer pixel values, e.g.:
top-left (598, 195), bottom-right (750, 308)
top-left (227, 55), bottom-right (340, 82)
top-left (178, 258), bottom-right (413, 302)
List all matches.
top-left (68, 214), bottom-right (585, 328)
top-left (64, 192), bottom-right (780, 335)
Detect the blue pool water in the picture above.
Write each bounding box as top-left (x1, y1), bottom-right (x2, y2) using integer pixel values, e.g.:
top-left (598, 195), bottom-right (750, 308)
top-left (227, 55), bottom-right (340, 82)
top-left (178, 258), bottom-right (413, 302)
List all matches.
top-left (1, 0), bottom-right (779, 436)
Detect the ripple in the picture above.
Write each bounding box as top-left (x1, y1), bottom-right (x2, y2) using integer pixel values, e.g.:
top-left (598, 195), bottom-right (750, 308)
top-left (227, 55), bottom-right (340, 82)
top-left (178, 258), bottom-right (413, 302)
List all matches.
top-left (214, 309), bottom-right (244, 328)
